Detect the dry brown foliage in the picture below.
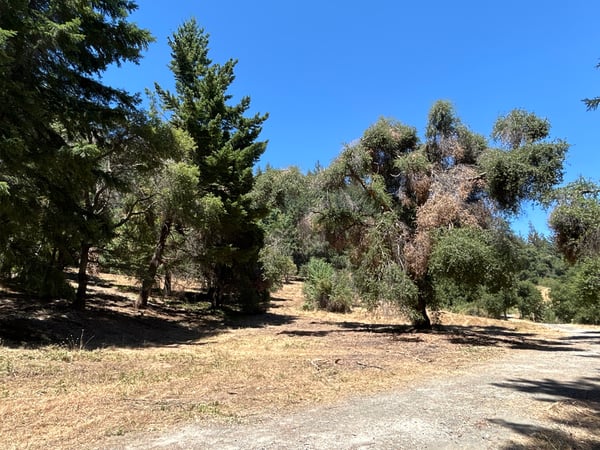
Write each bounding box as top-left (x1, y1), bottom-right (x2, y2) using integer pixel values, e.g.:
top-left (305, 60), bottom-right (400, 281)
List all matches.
top-left (404, 231), bottom-right (432, 278)
top-left (417, 166), bottom-right (487, 231)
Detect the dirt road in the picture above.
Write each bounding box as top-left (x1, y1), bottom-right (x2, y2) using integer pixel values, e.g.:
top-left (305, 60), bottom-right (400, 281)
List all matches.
top-left (110, 324), bottom-right (600, 449)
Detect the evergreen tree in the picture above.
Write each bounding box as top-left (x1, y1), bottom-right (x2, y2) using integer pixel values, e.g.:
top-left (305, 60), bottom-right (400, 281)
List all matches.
top-left (69, 116), bottom-right (193, 308)
top-left (547, 179), bottom-right (600, 324)
top-left (316, 102), bottom-right (567, 328)
top-left (0, 1), bottom-right (152, 300)
top-left (140, 19), bottom-right (269, 311)
top-left (549, 178), bottom-right (600, 263)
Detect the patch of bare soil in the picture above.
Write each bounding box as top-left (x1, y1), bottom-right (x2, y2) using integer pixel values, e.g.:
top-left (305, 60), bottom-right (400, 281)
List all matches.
top-left (0, 276), bottom-right (596, 449)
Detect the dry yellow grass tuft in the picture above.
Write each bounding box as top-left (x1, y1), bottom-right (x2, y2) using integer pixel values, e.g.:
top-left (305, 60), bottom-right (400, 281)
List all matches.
top-left (0, 278), bottom-right (567, 449)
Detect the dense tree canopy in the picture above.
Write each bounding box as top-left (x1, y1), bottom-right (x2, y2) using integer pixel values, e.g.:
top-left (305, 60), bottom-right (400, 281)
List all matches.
top-left (1, 2), bottom-right (594, 330)
top-left (549, 178), bottom-right (600, 263)
top-left (312, 102), bottom-right (567, 328)
top-left (0, 0), bottom-right (152, 301)
top-left (134, 19), bottom-right (269, 311)
top-left (547, 179), bottom-right (600, 324)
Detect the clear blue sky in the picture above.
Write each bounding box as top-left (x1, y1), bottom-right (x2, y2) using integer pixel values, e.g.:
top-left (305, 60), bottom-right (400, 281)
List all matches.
top-left (104, 0), bottom-right (600, 236)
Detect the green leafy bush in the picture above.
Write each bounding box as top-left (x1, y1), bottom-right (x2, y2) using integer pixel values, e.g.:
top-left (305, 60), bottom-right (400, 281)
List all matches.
top-left (549, 257), bottom-right (600, 324)
top-left (259, 246), bottom-right (297, 291)
top-left (302, 258), bottom-right (353, 313)
top-left (516, 281), bottom-right (545, 321)
top-left (18, 259), bottom-right (75, 301)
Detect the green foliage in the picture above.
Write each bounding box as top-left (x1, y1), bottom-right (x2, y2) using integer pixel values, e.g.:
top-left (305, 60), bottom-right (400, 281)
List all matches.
top-left (516, 281), bottom-right (545, 321)
top-left (351, 212), bottom-right (419, 313)
top-left (14, 259), bottom-right (75, 301)
top-left (492, 110), bottom-right (550, 149)
top-left (259, 245), bottom-right (297, 291)
top-left (394, 151), bottom-right (431, 175)
top-left (0, 0), bottom-right (152, 137)
top-left (481, 110), bottom-right (568, 213)
top-left (429, 229), bottom-right (548, 321)
top-left (0, 0), bottom-right (152, 301)
top-left (456, 126), bottom-right (487, 164)
top-left (251, 166), bottom-right (326, 275)
top-left (425, 100), bottom-right (489, 167)
top-left (479, 289), bottom-right (517, 320)
top-left (162, 161), bottom-right (201, 217)
top-left (425, 100), bottom-right (458, 143)
top-left (430, 224), bottom-right (524, 296)
top-left (546, 179), bottom-right (600, 324)
top-left (481, 144), bottom-right (568, 213)
top-left (430, 227), bottom-right (494, 292)
top-left (549, 178), bottom-right (600, 263)
top-left (519, 227), bottom-right (567, 283)
top-left (252, 168), bottom-right (307, 291)
top-left (148, 18), bottom-right (269, 310)
top-left (302, 259), bottom-right (353, 313)
top-left (361, 118), bottom-right (419, 192)
top-left (549, 257), bottom-right (600, 324)
top-left (430, 224), bottom-right (533, 319)
top-left (312, 102), bottom-right (567, 328)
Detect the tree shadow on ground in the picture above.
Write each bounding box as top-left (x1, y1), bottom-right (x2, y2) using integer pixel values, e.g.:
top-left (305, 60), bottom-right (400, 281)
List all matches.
top-left (277, 321), bottom-right (415, 338)
top-left (0, 286), bottom-right (297, 350)
top-left (443, 325), bottom-right (583, 351)
top-left (557, 330), bottom-right (600, 343)
top-left (491, 374), bottom-right (600, 449)
top-left (278, 320), bottom-right (579, 351)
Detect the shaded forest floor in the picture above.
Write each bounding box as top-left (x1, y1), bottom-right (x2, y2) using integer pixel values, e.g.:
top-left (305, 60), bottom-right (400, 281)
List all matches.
top-left (0, 274), bottom-right (598, 449)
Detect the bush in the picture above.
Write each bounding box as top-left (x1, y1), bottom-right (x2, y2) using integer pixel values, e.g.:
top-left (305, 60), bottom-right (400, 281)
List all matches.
top-left (302, 258), bottom-right (353, 313)
top-left (259, 246), bottom-right (297, 291)
top-left (516, 281), bottom-right (545, 321)
top-left (549, 257), bottom-right (600, 324)
top-left (17, 260), bottom-right (75, 301)
top-left (479, 290), bottom-right (517, 319)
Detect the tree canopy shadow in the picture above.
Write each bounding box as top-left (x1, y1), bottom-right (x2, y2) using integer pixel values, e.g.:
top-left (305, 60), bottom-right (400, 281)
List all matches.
top-left (277, 320), bottom-right (417, 339)
top-left (443, 324), bottom-right (583, 351)
top-left (278, 320), bottom-right (581, 351)
top-left (0, 284), bottom-right (297, 350)
top-left (557, 330), bottom-right (600, 343)
top-left (493, 374), bottom-right (600, 404)
top-left (491, 374), bottom-right (600, 449)
top-left (491, 418), bottom-right (600, 450)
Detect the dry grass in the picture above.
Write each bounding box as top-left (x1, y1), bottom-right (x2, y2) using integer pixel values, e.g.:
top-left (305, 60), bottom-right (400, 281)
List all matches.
top-left (0, 277), bottom-right (571, 449)
top-left (505, 400), bottom-right (600, 450)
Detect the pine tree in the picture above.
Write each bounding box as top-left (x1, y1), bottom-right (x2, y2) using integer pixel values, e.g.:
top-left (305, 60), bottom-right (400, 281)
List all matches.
top-left (0, 1), bottom-right (152, 300)
top-left (138, 19), bottom-right (269, 311)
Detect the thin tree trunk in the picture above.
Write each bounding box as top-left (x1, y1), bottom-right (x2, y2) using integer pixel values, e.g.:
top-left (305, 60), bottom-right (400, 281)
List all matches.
top-left (73, 242), bottom-right (91, 310)
top-left (136, 219), bottom-right (171, 308)
top-left (163, 270), bottom-right (172, 297)
top-left (414, 277), bottom-right (433, 330)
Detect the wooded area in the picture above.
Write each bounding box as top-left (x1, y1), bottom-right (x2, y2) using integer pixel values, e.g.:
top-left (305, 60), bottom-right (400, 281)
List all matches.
top-left (1, 1), bottom-right (599, 329)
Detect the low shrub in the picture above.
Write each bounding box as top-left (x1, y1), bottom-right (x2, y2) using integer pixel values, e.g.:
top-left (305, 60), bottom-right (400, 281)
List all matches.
top-left (302, 258), bottom-right (353, 313)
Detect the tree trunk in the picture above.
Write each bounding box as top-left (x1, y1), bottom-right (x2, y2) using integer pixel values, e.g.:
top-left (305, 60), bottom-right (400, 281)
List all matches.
top-left (414, 294), bottom-right (432, 330)
top-left (414, 277), bottom-right (433, 330)
top-left (72, 242), bottom-right (91, 310)
top-left (136, 219), bottom-right (171, 309)
top-left (163, 270), bottom-right (172, 297)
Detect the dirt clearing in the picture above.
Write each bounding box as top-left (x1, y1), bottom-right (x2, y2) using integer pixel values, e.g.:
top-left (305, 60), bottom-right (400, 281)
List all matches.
top-left (1, 277), bottom-right (598, 449)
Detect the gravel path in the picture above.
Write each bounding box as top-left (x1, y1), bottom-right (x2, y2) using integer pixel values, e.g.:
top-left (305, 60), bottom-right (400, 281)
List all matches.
top-left (111, 324), bottom-right (600, 449)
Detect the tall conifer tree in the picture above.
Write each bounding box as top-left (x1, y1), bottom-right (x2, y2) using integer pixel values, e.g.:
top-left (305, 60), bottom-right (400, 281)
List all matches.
top-left (139, 19), bottom-right (269, 311)
top-left (0, 1), bottom-right (152, 301)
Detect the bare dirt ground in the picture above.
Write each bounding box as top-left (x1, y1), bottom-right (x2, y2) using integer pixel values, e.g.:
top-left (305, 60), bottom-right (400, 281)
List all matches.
top-left (113, 323), bottom-right (600, 450)
top-left (1, 276), bottom-right (599, 449)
